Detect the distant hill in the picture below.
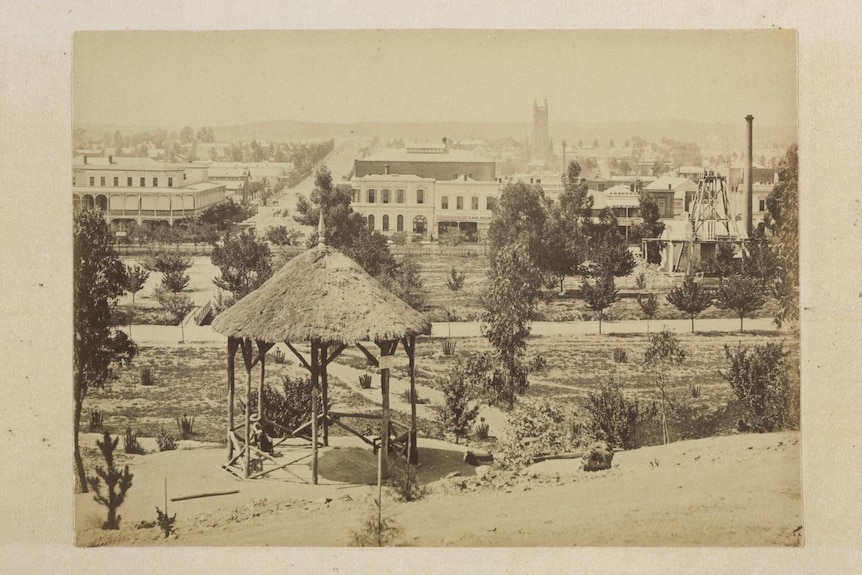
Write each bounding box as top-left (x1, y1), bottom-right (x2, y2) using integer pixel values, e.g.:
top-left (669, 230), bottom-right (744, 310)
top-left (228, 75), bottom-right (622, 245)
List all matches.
top-left (76, 118), bottom-right (797, 151)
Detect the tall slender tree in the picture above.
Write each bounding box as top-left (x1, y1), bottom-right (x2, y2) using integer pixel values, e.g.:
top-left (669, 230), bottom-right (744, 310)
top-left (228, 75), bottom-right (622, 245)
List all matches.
top-left (74, 209), bottom-right (132, 492)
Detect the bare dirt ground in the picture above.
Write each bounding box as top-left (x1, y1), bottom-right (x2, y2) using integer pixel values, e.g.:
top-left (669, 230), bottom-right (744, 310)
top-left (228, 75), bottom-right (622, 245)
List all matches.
top-left (76, 431), bottom-right (801, 547)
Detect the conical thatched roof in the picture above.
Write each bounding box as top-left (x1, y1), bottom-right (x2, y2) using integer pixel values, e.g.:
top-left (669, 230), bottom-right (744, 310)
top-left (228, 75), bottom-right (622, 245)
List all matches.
top-left (212, 244), bottom-right (431, 344)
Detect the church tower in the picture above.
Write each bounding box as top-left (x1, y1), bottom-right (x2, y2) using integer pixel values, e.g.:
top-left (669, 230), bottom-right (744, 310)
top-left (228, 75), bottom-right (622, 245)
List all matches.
top-left (531, 99), bottom-right (550, 163)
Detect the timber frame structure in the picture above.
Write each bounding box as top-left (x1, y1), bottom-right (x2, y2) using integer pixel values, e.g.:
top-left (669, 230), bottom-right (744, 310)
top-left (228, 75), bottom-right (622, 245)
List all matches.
top-left (213, 213), bottom-right (430, 483)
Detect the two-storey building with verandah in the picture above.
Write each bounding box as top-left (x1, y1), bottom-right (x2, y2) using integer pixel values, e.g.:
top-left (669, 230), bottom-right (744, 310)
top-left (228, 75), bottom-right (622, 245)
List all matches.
top-left (72, 155), bottom-right (225, 227)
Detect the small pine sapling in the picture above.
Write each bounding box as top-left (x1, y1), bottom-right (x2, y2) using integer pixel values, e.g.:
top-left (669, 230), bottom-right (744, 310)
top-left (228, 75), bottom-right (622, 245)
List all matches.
top-left (643, 329), bottom-right (686, 444)
top-left (155, 506), bottom-right (177, 538)
top-left (637, 292), bottom-right (660, 333)
top-left (715, 274), bottom-right (766, 332)
top-left (123, 426), bottom-right (143, 454)
top-left (87, 432), bottom-right (133, 530)
top-left (666, 274), bottom-right (713, 333)
top-left (581, 274), bottom-right (619, 334)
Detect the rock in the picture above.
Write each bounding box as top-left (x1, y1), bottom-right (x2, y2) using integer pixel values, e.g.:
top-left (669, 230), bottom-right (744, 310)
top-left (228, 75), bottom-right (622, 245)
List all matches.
top-left (317, 497), bottom-right (332, 505)
top-left (582, 440), bottom-right (614, 472)
top-left (445, 471), bottom-right (461, 479)
top-left (475, 465), bottom-right (491, 480)
top-left (463, 449), bottom-right (493, 466)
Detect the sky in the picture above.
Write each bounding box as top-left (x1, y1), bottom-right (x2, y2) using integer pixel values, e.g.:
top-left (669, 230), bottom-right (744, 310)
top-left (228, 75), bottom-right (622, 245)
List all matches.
top-left (73, 29), bottom-right (797, 128)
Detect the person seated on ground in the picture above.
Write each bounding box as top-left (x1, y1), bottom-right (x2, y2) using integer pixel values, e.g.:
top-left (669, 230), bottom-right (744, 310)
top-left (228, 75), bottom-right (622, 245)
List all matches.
top-left (250, 414), bottom-right (278, 456)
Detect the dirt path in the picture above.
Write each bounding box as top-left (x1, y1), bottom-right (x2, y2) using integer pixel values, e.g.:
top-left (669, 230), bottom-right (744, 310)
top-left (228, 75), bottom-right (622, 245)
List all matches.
top-left (77, 431), bottom-right (801, 547)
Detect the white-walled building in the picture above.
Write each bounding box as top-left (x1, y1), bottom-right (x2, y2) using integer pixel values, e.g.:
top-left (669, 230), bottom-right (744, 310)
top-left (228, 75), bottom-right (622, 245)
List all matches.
top-left (72, 155), bottom-right (225, 226)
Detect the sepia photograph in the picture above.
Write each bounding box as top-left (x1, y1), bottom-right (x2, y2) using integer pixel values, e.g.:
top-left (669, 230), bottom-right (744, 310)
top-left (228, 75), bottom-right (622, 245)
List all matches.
top-left (69, 29), bottom-right (803, 548)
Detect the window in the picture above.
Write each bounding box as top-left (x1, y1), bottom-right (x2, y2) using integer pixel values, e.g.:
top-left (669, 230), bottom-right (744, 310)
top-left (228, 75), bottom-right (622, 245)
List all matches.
top-left (397, 214), bottom-right (404, 231)
top-left (153, 178), bottom-right (159, 187)
top-left (382, 215), bottom-right (390, 231)
top-left (413, 215), bottom-right (427, 235)
top-left (382, 189), bottom-right (390, 203)
top-left (113, 176), bottom-right (119, 186)
top-left (127, 177), bottom-right (132, 186)
top-left (353, 189), bottom-right (360, 202)
top-left (416, 189), bottom-right (425, 204)
top-left (168, 177), bottom-right (173, 187)
top-left (72, 176), bottom-right (76, 186)
top-left (100, 176), bottom-right (106, 186)
top-left (758, 199), bottom-right (766, 212)
top-left (471, 196), bottom-right (479, 210)
top-left (89, 176), bottom-right (95, 186)
top-left (396, 189), bottom-right (405, 203)
top-left (140, 177), bottom-right (146, 187)
top-left (441, 196), bottom-right (449, 210)
top-left (456, 196), bottom-right (464, 210)
top-left (367, 189), bottom-right (376, 203)
top-left (367, 214), bottom-right (375, 229)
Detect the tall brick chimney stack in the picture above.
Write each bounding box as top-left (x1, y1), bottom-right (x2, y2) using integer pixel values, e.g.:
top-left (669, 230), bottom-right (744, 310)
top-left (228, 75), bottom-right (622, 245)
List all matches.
top-left (744, 115), bottom-right (754, 237)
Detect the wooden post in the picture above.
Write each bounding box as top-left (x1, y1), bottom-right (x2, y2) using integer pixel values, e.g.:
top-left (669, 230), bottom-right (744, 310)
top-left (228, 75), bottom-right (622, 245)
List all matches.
top-left (408, 335), bottom-right (418, 464)
top-left (226, 337), bottom-right (239, 461)
top-left (321, 343), bottom-right (329, 447)
top-left (311, 340), bottom-right (319, 485)
top-left (244, 339), bottom-right (253, 479)
top-left (377, 340), bottom-right (396, 479)
top-left (257, 343), bottom-right (265, 419)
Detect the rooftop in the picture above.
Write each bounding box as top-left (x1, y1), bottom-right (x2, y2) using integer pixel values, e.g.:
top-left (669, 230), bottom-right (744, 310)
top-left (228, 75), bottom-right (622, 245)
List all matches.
top-left (360, 147), bottom-right (493, 164)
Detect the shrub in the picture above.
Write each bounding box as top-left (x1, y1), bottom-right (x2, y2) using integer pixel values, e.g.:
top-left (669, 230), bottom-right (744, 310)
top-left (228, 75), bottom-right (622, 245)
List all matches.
top-left (350, 502), bottom-right (403, 547)
top-left (612, 347), bottom-right (628, 364)
top-left (387, 460), bottom-right (424, 502)
top-left (241, 375), bottom-right (319, 436)
top-left (157, 428), bottom-right (179, 451)
top-left (721, 341), bottom-right (796, 432)
top-left (89, 408), bottom-right (104, 432)
top-left (87, 432), bottom-right (133, 530)
top-left (473, 417), bottom-right (490, 440)
top-left (586, 381), bottom-right (646, 450)
top-left (435, 356), bottom-right (480, 444)
top-left (123, 427), bottom-right (143, 454)
top-left (155, 506), bottom-right (176, 538)
top-left (497, 399), bottom-right (574, 469)
top-left (176, 414), bottom-right (195, 439)
top-left (358, 374), bottom-right (373, 390)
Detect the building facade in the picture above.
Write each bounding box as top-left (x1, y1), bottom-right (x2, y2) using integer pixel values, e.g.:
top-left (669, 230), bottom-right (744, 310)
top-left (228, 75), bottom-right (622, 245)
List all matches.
top-left (72, 155), bottom-right (225, 226)
top-left (354, 143), bottom-right (496, 182)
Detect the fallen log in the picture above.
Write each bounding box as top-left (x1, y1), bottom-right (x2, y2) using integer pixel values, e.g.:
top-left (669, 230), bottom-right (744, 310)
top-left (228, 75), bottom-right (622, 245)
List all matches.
top-left (171, 490), bottom-right (240, 502)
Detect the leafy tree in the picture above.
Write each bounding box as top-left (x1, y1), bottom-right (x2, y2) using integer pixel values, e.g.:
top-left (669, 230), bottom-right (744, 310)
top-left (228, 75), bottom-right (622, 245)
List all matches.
top-left (444, 267), bottom-right (466, 337)
top-left (124, 264), bottom-right (149, 305)
top-left (643, 329), bottom-right (686, 444)
top-left (702, 241), bottom-right (739, 284)
top-left (198, 201), bottom-right (255, 231)
top-left (383, 256), bottom-right (424, 310)
top-left (742, 239), bottom-right (778, 290)
top-left (765, 145), bottom-right (799, 328)
top-left (481, 242), bottom-right (543, 408)
top-left (74, 209), bottom-right (131, 492)
top-left (435, 357), bottom-right (481, 444)
top-left (637, 292), bottom-right (660, 333)
top-left (539, 161), bottom-right (593, 291)
top-left (295, 165), bottom-right (397, 278)
top-left (141, 250), bottom-right (192, 275)
top-left (179, 126), bottom-right (194, 144)
top-left (161, 268), bottom-right (191, 293)
top-left (196, 126), bottom-right (215, 143)
top-left (586, 209), bottom-right (636, 278)
top-left (715, 274), bottom-right (766, 332)
top-left (155, 288), bottom-right (196, 342)
top-left (630, 192), bottom-right (666, 264)
top-left (666, 274), bottom-right (713, 332)
top-left (211, 229), bottom-right (274, 301)
top-left (722, 342), bottom-right (796, 432)
top-left (581, 274), bottom-right (619, 334)
top-left (487, 181), bottom-right (547, 265)
top-left (264, 224), bottom-right (300, 246)
top-left (586, 381), bottom-right (644, 450)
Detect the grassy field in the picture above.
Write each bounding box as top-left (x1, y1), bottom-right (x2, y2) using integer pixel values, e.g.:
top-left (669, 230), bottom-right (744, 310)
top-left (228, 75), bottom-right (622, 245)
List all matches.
top-left (84, 330), bottom-right (796, 450)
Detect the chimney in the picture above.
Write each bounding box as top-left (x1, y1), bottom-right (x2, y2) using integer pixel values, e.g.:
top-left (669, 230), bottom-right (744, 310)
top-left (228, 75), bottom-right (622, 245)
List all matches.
top-left (744, 115), bottom-right (754, 237)
top-left (83, 155), bottom-right (88, 165)
top-left (108, 155), bottom-right (113, 164)
top-left (384, 164), bottom-right (390, 175)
